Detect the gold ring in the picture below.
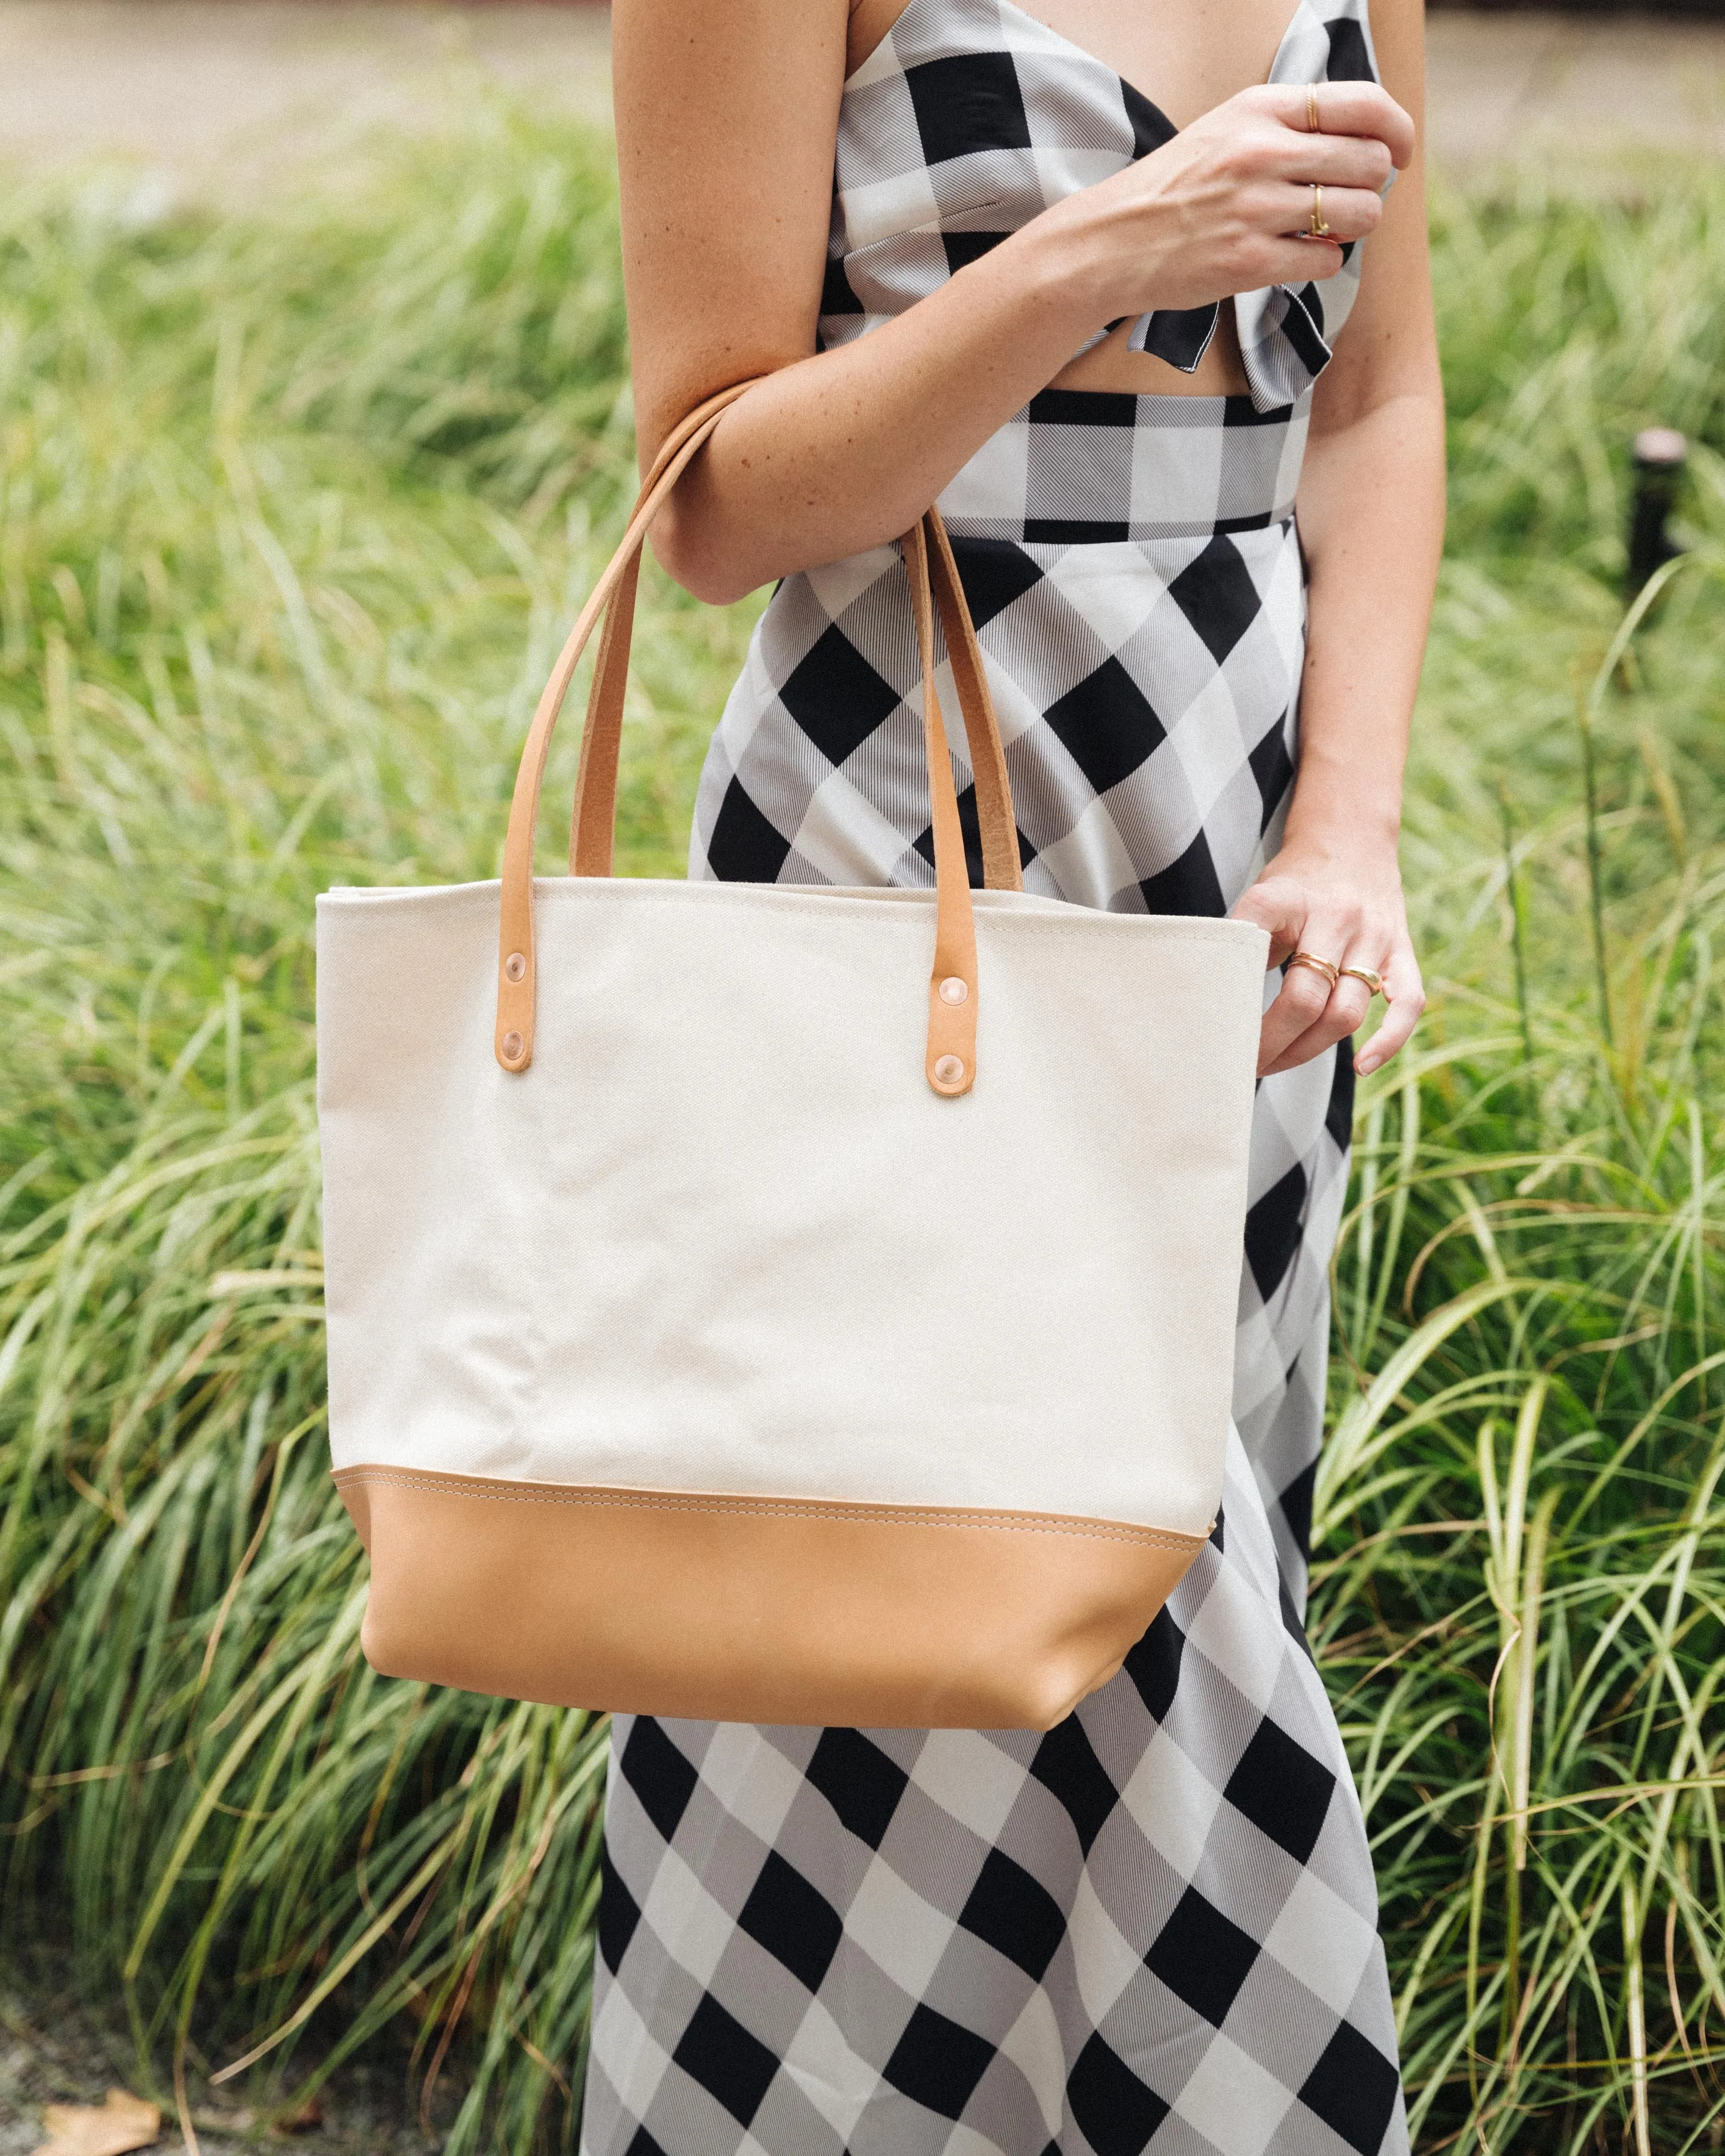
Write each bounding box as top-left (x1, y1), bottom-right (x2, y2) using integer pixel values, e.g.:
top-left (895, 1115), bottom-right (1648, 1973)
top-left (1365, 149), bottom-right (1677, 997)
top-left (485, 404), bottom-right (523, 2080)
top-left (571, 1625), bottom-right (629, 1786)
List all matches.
top-left (1308, 184), bottom-right (1330, 239)
top-left (1338, 965), bottom-right (1385, 998)
top-left (1286, 950), bottom-right (1340, 989)
top-left (1307, 85), bottom-right (1321, 132)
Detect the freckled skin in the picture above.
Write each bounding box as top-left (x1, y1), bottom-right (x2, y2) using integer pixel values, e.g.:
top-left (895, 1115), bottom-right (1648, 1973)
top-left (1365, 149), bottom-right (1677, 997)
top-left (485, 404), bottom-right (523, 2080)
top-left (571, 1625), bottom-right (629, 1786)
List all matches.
top-left (614, 0), bottom-right (1443, 1076)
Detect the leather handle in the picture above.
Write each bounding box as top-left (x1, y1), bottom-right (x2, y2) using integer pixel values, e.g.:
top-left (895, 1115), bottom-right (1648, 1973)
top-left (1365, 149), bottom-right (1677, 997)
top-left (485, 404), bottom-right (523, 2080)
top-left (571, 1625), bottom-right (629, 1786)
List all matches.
top-left (907, 515), bottom-right (980, 1097)
top-left (570, 483), bottom-right (1020, 892)
top-left (494, 379), bottom-right (758, 1072)
top-left (568, 546), bottom-right (639, 881)
top-left (567, 383), bottom-right (733, 879)
top-left (923, 510), bottom-right (1022, 895)
top-left (495, 380), bottom-right (1019, 1097)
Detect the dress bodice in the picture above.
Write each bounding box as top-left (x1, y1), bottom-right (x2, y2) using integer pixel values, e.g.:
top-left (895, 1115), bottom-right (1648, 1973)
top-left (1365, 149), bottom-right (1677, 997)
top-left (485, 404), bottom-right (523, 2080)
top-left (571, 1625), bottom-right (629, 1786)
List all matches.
top-left (819, 0), bottom-right (1382, 418)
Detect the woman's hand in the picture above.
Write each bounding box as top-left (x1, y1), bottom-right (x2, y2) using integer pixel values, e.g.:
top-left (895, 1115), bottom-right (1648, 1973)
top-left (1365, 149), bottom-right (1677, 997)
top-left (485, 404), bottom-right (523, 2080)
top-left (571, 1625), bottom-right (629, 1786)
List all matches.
top-left (615, 0), bottom-right (1436, 606)
top-left (1035, 82), bottom-right (1415, 320)
top-left (1233, 835), bottom-right (1425, 1079)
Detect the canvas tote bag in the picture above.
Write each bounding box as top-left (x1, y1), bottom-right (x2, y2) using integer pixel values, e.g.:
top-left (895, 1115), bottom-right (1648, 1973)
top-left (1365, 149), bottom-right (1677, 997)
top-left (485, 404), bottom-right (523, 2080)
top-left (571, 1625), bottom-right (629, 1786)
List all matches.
top-left (318, 380), bottom-right (1270, 1732)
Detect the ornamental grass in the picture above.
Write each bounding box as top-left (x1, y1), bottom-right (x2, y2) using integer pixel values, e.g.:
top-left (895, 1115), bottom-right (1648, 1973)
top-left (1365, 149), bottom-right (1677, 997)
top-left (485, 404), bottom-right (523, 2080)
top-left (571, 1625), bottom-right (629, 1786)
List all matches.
top-left (2, 112), bottom-right (1724, 2152)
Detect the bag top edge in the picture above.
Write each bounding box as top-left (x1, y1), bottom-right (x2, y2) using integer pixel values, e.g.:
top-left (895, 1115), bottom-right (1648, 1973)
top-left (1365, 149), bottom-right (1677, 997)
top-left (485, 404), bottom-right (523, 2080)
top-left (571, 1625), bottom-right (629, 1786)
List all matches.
top-left (315, 878), bottom-right (1269, 947)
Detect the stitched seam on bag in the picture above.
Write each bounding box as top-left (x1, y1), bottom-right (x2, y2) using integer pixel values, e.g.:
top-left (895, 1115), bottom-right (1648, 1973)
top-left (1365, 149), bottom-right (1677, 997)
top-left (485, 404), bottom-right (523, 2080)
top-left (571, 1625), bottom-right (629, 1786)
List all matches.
top-left (335, 1471), bottom-right (1205, 1549)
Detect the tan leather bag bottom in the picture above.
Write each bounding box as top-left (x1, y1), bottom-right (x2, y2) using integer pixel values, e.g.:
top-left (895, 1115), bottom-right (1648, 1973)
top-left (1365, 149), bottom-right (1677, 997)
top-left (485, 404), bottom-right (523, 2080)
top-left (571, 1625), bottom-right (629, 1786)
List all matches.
top-left (334, 1466), bottom-right (1208, 1731)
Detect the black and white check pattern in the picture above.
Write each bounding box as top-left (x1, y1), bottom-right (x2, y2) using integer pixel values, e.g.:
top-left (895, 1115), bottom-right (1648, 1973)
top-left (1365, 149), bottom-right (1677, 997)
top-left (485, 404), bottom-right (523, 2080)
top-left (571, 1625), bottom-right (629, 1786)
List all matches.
top-left (584, 1439), bottom-right (1402, 2156)
top-left (820, 0), bottom-right (1380, 420)
top-left (690, 489), bottom-right (1309, 923)
top-left (584, 2), bottom-right (1403, 2148)
top-left (937, 389), bottom-right (1310, 543)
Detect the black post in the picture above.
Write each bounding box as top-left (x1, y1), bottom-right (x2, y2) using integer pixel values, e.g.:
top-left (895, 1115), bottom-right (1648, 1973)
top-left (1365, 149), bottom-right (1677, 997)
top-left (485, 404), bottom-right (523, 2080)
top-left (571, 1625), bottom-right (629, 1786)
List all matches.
top-left (1626, 426), bottom-right (1687, 598)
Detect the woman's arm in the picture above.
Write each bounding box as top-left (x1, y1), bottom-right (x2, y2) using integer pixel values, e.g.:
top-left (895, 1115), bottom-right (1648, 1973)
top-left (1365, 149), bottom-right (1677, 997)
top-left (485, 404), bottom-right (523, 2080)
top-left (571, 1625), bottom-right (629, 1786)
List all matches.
top-left (1232, 0), bottom-right (1443, 1077)
top-left (613, 0), bottom-right (1412, 604)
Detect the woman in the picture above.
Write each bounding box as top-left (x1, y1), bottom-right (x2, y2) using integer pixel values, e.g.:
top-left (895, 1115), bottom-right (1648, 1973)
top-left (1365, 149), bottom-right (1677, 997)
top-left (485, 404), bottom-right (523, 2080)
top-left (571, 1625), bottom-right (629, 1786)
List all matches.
top-left (585, 0), bottom-right (1443, 2146)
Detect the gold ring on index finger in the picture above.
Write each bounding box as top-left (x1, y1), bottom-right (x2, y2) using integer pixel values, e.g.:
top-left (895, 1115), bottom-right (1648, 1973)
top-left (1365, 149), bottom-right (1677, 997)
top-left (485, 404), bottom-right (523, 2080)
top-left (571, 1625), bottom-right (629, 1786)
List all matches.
top-left (1307, 184), bottom-right (1330, 238)
top-left (1286, 950), bottom-right (1340, 989)
top-left (1307, 85), bottom-right (1321, 132)
top-left (1339, 965), bottom-right (1385, 998)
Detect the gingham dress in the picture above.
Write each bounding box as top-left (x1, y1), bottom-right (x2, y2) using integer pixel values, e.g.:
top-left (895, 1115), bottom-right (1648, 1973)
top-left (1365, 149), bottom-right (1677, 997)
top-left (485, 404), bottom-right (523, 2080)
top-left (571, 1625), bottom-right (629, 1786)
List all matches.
top-left (583, 2), bottom-right (1408, 2151)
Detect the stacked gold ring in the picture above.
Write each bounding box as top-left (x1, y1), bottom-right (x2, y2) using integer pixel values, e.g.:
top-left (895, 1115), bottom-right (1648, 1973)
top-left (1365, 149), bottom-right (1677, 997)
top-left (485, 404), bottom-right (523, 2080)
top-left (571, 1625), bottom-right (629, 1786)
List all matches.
top-left (1286, 953), bottom-right (1389, 1001)
top-left (1300, 92), bottom-right (1330, 242)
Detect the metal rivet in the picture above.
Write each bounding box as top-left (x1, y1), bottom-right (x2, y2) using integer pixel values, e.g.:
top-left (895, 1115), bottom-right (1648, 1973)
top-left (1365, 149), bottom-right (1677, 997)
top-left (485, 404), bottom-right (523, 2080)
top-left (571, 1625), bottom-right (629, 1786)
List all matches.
top-left (938, 976), bottom-right (968, 1005)
top-left (934, 1054), bottom-right (964, 1086)
top-left (504, 951), bottom-right (526, 984)
top-left (501, 1030), bottom-right (524, 1062)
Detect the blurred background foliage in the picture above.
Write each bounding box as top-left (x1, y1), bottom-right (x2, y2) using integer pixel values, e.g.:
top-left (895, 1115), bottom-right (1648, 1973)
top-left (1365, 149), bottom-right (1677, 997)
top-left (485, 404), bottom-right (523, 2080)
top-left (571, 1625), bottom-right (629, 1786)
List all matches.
top-left (2, 106), bottom-right (1725, 2151)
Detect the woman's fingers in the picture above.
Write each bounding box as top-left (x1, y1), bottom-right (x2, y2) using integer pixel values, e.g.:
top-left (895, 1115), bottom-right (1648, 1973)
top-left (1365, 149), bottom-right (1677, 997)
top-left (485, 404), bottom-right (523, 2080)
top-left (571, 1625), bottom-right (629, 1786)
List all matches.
top-left (1234, 865), bottom-right (1423, 1078)
top-left (1256, 915), bottom-right (1375, 1075)
top-left (1260, 237), bottom-right (1345, 286)
top-left (1258, 190), bottom-right (1382, 289)
top-left (1232, 872), bottom-right (1303, 962)
top-left (1268, 131), bottom-right (1397, 190)
top-left (1088, 77), bottom-right (1408, 317)
top-left (1252, 894), bottom-right (1352, 1069)
top-left (1261, 975), bottom-right (1373, 1076)
top-left (1236, 877), bottom-right (1421, 1077)
top-left (1267, 81), bottom-right (1416, 167)
top-left (1355, 948), bottom-right (1426, 1075)
top-left (1264, 938), bottom-right (1426, 1080)
top-left (1271, 182), bottom-right (1385, 243)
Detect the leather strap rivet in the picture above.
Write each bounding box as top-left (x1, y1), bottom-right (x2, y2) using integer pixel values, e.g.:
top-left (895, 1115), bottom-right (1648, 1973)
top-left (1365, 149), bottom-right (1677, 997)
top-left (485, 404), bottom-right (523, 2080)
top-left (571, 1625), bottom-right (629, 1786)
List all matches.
top-left (504, 951), bottom-right (527, 984)
top-left (938, 976), bottom-right (969, 1005)
top-left (501, 1030), bottom-right (525, 1064)
top-left (933, 1055), bottom-right (964, 1086)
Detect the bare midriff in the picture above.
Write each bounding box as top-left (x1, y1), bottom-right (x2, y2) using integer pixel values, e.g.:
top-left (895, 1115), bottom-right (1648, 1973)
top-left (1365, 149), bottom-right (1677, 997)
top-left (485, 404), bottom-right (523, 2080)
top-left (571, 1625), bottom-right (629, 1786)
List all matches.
top-left (844, 0), bottom-right (1300, 398)
top-left (1051, 313), bottom-right (1252, 396)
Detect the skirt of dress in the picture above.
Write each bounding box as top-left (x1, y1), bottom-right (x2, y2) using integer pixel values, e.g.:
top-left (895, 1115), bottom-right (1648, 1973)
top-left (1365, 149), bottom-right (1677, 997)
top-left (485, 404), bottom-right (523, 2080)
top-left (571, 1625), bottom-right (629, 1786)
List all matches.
top-left (581, 445), bottom-right (1408, 2156)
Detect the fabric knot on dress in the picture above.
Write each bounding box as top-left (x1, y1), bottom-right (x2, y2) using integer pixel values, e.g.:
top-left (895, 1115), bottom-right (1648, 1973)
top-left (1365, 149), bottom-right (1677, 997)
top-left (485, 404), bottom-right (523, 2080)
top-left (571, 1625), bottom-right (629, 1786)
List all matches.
top-left (1125, 273), bottom-right (1336, 415)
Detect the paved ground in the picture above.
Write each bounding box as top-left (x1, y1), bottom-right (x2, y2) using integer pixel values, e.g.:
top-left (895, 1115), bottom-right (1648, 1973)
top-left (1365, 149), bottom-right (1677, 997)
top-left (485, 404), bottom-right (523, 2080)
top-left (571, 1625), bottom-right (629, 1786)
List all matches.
top-left (0, 2), bottom-right (1720, 201)
top-left (0, 1), bottom-right (613, 202)
top-left (1426, 8), bottom-right (1725, 171)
